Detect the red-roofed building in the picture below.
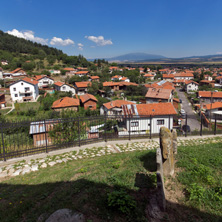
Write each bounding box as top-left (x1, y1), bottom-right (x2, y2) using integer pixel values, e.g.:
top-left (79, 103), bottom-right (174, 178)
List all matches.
top-left (120, 103), bottom-right (177, 134)
top-left (184, 80), bottom-right (199, 94)
top-left (54, 82), bottom-right (76, 95)
top-left (163, 74), bottom-right (174, 82)
top-left (174, 72), bottom-right (194, 80)
top-left (198, 91), bottom-right (222, 104)
top-left (145, 88), bottom-right (173, 104)
top-left (51, 97), bottom-right (80, 112)
top-left (9, 77), bottom-right (39, 102)
top-left (79, 93), bottom-right (98, 110)
top-left (144, 74), bottom-right (154, 81)
top-left (100, 100), bottom-right (135, 115)
top-left (34, 75), bottom-right (54, 88)
top-left (75, 71), bottom-right (89, 77)
top-left (89, 76), bottom-right (100, 82)
top-left (75, 81), bottom-right (91, 95)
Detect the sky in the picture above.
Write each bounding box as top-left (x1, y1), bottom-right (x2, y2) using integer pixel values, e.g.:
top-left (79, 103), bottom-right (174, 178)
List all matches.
top-left (1, 0), bottom-right (222, 59)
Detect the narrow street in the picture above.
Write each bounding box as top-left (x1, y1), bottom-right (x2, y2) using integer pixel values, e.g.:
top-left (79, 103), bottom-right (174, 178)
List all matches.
top-left (176, 88), bottom-right (200, 131)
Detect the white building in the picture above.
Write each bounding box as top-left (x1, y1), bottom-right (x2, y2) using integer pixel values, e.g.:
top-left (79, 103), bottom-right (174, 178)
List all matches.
top-left (9, 77), bottom-right (39, 102)
top-left (54, 81), bottom-right (76, 95)
top-left (184, 80), bottom-right (199, 94)
top-left (34, 75), bottom-right (54, 88)
top-left (120, 103), bottom-right (177, 135)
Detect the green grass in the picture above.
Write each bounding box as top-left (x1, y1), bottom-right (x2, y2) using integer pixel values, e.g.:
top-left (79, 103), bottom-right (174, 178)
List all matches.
top-left (176, 142), bottom-right (222, 219)
top-left (0, 150), bottom-right (156, 222)
top-left (0, 108), bottom-right (11, 115)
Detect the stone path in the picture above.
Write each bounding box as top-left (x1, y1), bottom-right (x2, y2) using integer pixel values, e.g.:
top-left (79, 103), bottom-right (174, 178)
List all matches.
top-left (0, 135), bottom-right (221, 179)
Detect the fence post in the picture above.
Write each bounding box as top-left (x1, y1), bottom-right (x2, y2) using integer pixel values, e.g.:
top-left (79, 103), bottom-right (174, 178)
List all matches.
top-left (78, 117), bottom-right (81, 147)
top-left (185, 114), bottom-right (187, 137)
top-left (43, 119), bottom-right (48, 153)
top-left (104, 114), bottom-right (107, 142)
top-left (129, 115), bottom-right (131, 140)
top-left (200, 113), bottom-right (202, 136)
top-left (214, 114), bottom-right (217, 135)
top-left (168, 115), bottom-right (170, 129)
top-left (1, 124), bottom-right (6, 161)
top-left (150, 115), bottom-right (152, 139)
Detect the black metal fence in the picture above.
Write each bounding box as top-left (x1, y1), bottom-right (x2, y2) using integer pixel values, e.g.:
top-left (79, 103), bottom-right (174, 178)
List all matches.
top-left (0, 114), bottom-right (221, 161)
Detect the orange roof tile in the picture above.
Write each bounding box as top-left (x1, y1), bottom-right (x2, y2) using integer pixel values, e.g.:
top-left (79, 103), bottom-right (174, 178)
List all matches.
top-left (103, 100), bottom-right (135, 110)
top-left (52, 97), bottom-right (79, 109)
top-left (64, 68), bottom-right (75, 71)
top-left (75, 81), bottom-right (91, 88)
top-left (22, 77), bottom-right (38, 85)
top-left (75, 71), bottom-right (89, 75)
top-left (145, 88), bottom-right (172, 99)
top-left (163, 74), bottom-right (174, 79)
top-left (90, 76), bottom-right (100, 79)
top-left (122, 103), bottom-right (177, 116)
top-left (80, 93), bottom-right (98, 103)
top-left (175, 72), bottom-right (194, 77)
top-left (204, 102), bottom-right (222, 110)
top-left (184, 80), bottom-right (199, 85)
top-left (11, 68), bottom-right (24, 73)
top-left (54, 81), bottom-right (64, 87)
top-left (199, 91), bottom-right (222, 98)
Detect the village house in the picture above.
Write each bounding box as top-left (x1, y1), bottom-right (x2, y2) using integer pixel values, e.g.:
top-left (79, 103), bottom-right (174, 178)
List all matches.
top-left (34, 75), bottom-right (54, 89)
top-left (89, 76), bottom-right (100, 82)
top-left (79, 93), bottom-right (98, 110)
top-left (109, 66), bottom-right (120, 73)
top-left (0, 94), bottom-right (6, 108)
top-left (198, 91), bottom-right (222, 104)
top-left (145, 80), bottom-right (175, 91)
top-left (51, 97), bottom-right (80, 112)
top-left (202, 102), bottom-right (222, 119)
top-left (11, 68), bottom-right (27, 76)
top-left (100, 100), bottom-right (135, 115)
top-left (74, 81), bottom-right (91, 95)
top-left (174, 72), bottom-right (194, 80)
top-left (1, 60), bottom-right (8, 66)
top-left (120, 102), bottom-right (177, 135)
top-left (145, 88), bottom-right (173, 104)
top-left (49, 69), bottom-right (61, 75)
top-left (111, 75), bottom-right (130, 82)
top-left (9, 77), bottom-right (39, 102)
top-left (184, 80), bottom-right (199, 94)
top-left (144, 73), bottom-right (154, 81)
top-left (163, 74), bottom-right (174, 82)
top-left (103, 82), bottom-right (119, 92)
top-left (75, 71), bottom-right (89, 77)
top-left (0, 68), bottom-right (3, 79)
top-left (63, 67), bottom-right (76, 75)
top-left (54, 81), bottom-right (76, 95)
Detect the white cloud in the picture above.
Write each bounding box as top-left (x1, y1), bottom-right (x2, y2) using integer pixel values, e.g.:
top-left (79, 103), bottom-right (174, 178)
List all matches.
top-left (216, 52), bottom-right (222, 55)
top-left (50, 37), bottom-right (74, 46)
top-left (77, 43), bottom-right (84, 50)
top-left (85, 35), bottom-right (113, 46)
top-left (6, 29), bottom-right (48, 45)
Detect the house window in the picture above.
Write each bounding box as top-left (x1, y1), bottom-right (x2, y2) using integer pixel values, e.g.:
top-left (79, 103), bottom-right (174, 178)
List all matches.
top-left (131, 121), bottom-right (139, 127)
top-left (157, 119), bottom-right (164, 125)
top-left (15, 94), bottom-right (18, 97)
top-left (62, 86), bottom-right (66, 90)
top-left (25, 87), bottom-right (30, 91)
top-left (21, 83), bottom-right (23, 85)
top-left (88, 105), bottom-right (93, 108)
top-left (13, 87), bottom-right (16, 91)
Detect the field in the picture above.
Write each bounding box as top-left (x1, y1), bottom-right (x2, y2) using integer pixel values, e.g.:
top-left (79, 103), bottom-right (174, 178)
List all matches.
top-left (0, 138), bottom-right (222, 222)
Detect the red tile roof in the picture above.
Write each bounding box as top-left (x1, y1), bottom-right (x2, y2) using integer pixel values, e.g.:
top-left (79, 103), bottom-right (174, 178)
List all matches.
top-left (122, 103), bottom-right (177, 116)
top-left (80, 94), bottom-right (98, 103)
top-left (75, 81), bottom-right (91, 88)
top-left (52, 97), bottom-right (80, 109)
top-left (103, 100), bottom-right (135, 110)
top-left (64, 68), bottom-right (75, 71)
top-left (163, 74), bottom-right (174, 79)
top-left (184, 80), bottom-right (199, 85)
top-left (145, 88), bottom-right (172, 99)
top-left (34, 75), bottom-right (53, 81)
top-left (54, 81), bottom-right (64, 87)
top-left (204, 102), bottom-right (222, 110)
top-left (11, 68), bottom-right (24, 73)
top-left (90, 76), bottom-right (100, 79)
top-left (174, 72), bottom-right (194, 77)
top-left (75, 71), bottom-right (89, 75)
top-left (198, 91), bottom-right (222, 98)
top-left (22, 77), bottom-right (38, 85)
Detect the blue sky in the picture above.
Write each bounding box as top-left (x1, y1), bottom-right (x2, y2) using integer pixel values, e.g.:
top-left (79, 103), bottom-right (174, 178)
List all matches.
top-left (1, 0), bottom-right (222, 59)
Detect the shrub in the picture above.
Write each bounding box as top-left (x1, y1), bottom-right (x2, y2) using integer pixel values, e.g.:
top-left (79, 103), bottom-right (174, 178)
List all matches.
top-left (107, 189), bottom-right (136, 214)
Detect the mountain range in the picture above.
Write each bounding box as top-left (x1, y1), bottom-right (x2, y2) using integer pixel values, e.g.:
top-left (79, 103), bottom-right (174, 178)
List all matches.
top-left (94, 52), bottom-right (222, 64)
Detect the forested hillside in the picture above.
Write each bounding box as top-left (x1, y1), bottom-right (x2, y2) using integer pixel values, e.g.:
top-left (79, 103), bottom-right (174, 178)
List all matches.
top-left (0, 30), bottom-right (91, 71)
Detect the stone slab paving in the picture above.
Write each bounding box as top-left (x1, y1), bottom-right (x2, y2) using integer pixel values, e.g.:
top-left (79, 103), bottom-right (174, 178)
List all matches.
top-left (0, 135), bottom-right (221, 179)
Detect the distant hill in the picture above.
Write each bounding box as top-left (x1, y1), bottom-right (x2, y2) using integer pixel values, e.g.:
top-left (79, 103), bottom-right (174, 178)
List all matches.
top-left (105, 53), bottom-right (166, 62)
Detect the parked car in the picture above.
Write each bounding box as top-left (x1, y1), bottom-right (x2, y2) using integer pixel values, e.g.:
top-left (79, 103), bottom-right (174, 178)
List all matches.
top-left (180, 109), bottom-right (186, 119)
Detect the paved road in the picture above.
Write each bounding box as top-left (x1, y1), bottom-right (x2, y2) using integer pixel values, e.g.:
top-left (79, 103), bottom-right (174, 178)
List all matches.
top-left (176, 88), bottom-right (200, 131)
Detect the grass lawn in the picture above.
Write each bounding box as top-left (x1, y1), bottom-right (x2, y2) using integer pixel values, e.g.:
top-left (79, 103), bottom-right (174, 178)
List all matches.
top-left (0, 150), bottom-right (156, 222)
top-left (16, 102), bottom-right (40, 112)
top-left (175, 142), bottom-right (222, 221)
top-left (0, 108), bottom-right (11, 115)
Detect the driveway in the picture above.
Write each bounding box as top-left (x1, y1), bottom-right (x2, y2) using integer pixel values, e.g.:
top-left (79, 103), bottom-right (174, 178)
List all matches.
top-left (176, 88), bottom-right (200, 131)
